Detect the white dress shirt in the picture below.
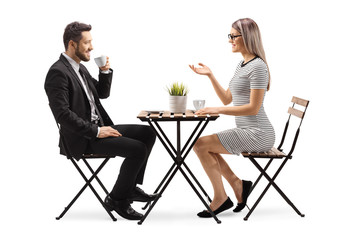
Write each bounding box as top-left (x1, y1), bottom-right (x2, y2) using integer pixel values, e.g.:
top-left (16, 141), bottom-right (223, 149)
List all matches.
top-left (62, 53), bottom-right (110, 137)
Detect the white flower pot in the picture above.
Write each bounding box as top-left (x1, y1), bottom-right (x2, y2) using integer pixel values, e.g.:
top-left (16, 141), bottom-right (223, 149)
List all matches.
top-left (169, 95), bottom-right (187, 113)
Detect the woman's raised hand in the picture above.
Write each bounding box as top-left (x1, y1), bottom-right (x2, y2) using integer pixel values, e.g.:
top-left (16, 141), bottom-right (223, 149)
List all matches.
top-left (189, 63), bottom-right (212, 76)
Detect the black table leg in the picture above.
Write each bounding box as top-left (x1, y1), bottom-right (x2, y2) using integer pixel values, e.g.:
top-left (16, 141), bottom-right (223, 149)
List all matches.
top-left (142, 163), bottom-right (176, 210)
top-left (138, 118), bottom-right (220, 224)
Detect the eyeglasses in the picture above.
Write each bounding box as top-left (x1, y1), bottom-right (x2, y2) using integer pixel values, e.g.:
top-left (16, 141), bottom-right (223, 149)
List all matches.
top-left (228, 34), bottom-right (242, 40)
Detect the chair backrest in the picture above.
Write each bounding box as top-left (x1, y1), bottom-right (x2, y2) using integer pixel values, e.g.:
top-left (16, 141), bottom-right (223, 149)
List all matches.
top-left (55, 122), bottom-right (75, 160)
top-left (278, 96), bottom-right (310, 157)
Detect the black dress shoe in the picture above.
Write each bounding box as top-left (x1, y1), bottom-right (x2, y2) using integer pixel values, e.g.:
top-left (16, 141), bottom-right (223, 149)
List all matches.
top-left (104, 195), bottom-right (143, 220)
top-left (197, 197), bottom-right (234, 218)
top-left (233, 180), bottom-right (253, 212)
top-left (129, 186), bottom-right (159, 202)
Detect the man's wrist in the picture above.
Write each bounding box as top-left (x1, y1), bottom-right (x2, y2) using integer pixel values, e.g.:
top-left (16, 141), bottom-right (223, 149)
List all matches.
top-left (100, 69), bottom-right (111, 74)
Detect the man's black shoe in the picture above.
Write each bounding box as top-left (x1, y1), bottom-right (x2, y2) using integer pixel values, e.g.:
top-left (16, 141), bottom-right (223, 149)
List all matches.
top-left (129, 186), bottom-right (159, 202)
top-left (104, 195), bottom-right (143, 220)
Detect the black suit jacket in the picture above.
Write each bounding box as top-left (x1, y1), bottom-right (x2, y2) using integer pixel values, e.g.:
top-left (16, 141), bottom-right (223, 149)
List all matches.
top-left (45, 54), bottom-right (114, 159)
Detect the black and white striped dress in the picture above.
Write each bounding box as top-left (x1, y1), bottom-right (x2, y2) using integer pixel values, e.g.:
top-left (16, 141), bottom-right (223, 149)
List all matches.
top-left (217, 57), bottom-right (275, 155)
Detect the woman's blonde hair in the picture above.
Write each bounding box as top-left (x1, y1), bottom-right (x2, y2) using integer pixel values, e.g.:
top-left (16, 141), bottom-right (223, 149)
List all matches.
top-left (232, 18), bottom-right (271, 90)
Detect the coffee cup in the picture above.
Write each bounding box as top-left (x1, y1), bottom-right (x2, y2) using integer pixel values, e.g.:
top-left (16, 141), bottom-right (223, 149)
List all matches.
top-left (94, 55), bottom-right (107, 67)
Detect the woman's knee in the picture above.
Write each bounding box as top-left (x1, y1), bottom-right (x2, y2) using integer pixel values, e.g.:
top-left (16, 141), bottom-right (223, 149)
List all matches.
top-left (193, 136), bottom-right (211, 154)
top-left (193, 137), bottom-right (203, 153)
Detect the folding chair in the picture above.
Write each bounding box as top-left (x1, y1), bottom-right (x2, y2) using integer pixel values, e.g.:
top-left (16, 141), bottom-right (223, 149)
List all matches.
top-left (241, 96), bottom-right (309, 220)
top-left (55, 123), bottom-right (117, 221)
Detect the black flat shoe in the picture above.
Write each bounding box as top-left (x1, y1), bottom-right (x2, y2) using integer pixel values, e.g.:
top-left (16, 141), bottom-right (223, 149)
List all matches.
top-left (129, 186), bottom-right (159, 202)
top-left (233, 180), bottom-right (253, 212)
top-left (197, 197), bottom-right (234, 218)
top-left (104, 195), bottom-right (143, 220)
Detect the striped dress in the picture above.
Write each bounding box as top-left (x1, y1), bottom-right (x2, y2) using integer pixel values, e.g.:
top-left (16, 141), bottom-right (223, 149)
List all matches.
top-left (217, 57), bottom-right (275, 155)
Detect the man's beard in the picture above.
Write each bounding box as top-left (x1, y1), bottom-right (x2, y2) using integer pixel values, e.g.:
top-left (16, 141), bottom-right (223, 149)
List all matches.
top-left (75, 45), bottom-right (90, 62)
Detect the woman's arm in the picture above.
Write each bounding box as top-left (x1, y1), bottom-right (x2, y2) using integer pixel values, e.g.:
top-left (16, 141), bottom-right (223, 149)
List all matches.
top-left (208, 73), bottom-right (232, 105)
top-left (195, 89), bottom-right (264, 116)
top-left (189, 63), bottom-right (232, 105)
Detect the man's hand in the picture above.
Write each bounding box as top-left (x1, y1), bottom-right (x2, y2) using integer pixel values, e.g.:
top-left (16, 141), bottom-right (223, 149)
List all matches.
top-left (98, 126), bottom-right (122, 138)
top-left (99, 56), bottom-right (111, 72)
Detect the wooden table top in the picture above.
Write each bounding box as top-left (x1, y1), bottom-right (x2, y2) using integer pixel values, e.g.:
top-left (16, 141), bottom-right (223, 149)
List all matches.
top-left (137, 110), bottom-right (219, 121)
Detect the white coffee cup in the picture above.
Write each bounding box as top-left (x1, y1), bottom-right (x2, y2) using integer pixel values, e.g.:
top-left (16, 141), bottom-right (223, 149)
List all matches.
top-left (94, 55), bottom-right (107, 67)
top-left (193, 100), bottom-right (205, 110)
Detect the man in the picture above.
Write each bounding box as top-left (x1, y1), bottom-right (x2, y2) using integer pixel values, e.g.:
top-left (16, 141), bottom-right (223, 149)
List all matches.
top-left (45, 21), bottom-right (158, 220)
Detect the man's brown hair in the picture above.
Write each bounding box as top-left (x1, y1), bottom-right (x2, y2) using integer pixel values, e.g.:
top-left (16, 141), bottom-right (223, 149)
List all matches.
top-left (63, 21), bottom-right (92, 50)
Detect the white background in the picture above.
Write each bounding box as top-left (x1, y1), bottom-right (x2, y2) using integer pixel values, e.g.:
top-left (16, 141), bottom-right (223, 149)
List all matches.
top-left (1, 0), bottom-right (359, 239)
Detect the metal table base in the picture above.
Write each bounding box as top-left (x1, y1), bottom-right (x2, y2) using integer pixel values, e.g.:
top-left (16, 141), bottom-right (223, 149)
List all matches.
top-left (137, 111), bottom-right (220, 224)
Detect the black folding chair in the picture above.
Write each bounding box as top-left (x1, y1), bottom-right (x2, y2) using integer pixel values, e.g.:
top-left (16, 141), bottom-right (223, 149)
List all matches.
top-left (241, 96), bottom-right (309, 220)
top-left (55, 123), bottom-right (117, 221)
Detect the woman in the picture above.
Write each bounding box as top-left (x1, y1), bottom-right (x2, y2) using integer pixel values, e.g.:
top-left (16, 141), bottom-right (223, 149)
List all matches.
top-left (189, 18), bottom-right (275, 217)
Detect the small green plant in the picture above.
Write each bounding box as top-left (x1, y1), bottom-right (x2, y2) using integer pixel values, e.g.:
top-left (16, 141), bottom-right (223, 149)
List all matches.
top-left (166, 82), bottom-right (189, 96)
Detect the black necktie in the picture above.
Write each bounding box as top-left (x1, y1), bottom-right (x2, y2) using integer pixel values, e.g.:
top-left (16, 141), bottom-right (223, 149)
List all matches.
top-left (79, 69), bottom-right (104, 126)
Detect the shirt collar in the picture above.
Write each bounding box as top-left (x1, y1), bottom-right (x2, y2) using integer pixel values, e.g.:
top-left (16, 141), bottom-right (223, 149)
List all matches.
top-left (62, 52), bottom-right (80, 72)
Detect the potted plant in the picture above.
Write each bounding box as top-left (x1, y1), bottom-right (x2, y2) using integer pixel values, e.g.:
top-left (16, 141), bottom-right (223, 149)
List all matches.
top-left (166, 82), bottom-right (189, 113)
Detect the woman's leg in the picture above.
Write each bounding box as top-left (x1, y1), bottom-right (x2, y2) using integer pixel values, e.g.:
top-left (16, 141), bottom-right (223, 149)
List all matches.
top-left (211, 153), bottom-right (243, 203)
top-left (193, 134), bottom-right (231, 210)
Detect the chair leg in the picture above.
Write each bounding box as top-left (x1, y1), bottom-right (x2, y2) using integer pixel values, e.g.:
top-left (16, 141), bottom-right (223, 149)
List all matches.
top-left (249, 158), bottom-right (274, 194)
top-left (82, 158), bottom-right (110, 195)
top-left (244, 179), bottom-right (272, 220)
top-left (244, 156), bottom-right (304, 220)
top-left (246, 158), bottom-right (274, 210)
top-left (56, 158), bottom-right (117, 221)
top-left (56, 177), bottom-right (88, 220)
top-left (85, 178), bottom-right (117, 221)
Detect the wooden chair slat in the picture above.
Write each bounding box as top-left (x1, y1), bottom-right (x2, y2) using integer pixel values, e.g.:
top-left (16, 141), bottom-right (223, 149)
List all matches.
top-left (288, 107), bottom-right (304, 119)
top-left (272, 147), bottom-right (286, 157)
top-left (259, 152), bottom-right (268, 157)
top-left (241, 147), bottom-right (286, 158)
top-left (242, 152), bottom-right (250, 157)
top-left (291, 96), bottom-right (309, 107)
top-left (268, 149), bottom-right (276, 156)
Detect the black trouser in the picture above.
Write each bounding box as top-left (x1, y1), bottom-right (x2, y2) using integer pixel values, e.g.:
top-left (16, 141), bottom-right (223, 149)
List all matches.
top-left (86, 124), bottom-right (156, 200)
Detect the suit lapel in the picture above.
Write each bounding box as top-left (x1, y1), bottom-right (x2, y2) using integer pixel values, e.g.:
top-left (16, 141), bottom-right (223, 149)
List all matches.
top-left (59, 54), bottom-right (96, 100)
top-left (59, 54), bottom-right (84, 89)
